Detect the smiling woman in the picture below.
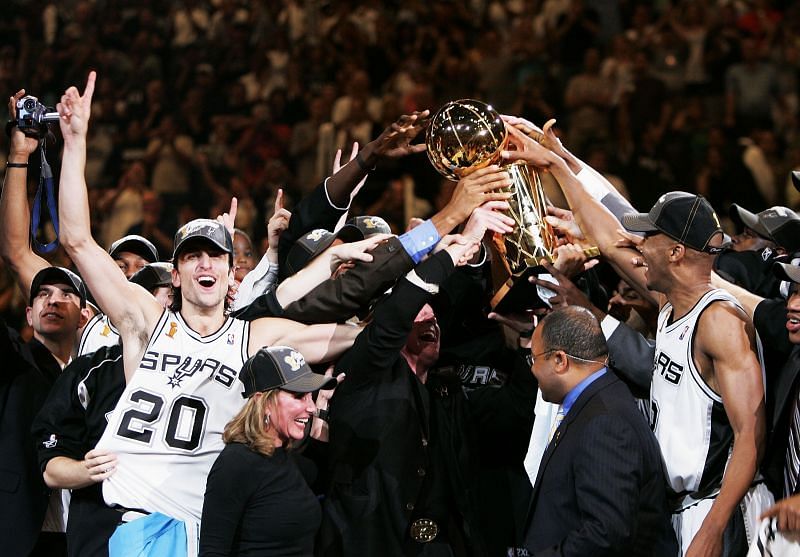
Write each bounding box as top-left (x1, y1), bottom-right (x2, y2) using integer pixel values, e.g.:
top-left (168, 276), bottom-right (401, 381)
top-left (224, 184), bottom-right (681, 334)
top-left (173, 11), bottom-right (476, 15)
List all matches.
top-left (199, 346), bottom-right (337, 557)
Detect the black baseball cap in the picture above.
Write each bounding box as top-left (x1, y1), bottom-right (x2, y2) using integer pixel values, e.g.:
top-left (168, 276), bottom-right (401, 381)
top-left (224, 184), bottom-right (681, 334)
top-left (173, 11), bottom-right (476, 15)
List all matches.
top-left (338, 215), bottom-right (392, 242)
top-left (791, 171), bottom-right (800, 193)
top-left (759, 206), bottom-right (800, 252)
top-left (29, 266), bottom-right (87, 307)
top-left (130, 262), bottom-right (173, 292)
top-left (240, 346), bottom-right (337, 398)
top-left (109, 234), bottom-right (159, 263)
top-left (172, 219), bottom-right (233, 261)
top-left (284, 229), bottom-right (337, 277)
top-left (622, 192), bottom-right (730, 254)
top-left (728, 204), bottom-right (771, 239)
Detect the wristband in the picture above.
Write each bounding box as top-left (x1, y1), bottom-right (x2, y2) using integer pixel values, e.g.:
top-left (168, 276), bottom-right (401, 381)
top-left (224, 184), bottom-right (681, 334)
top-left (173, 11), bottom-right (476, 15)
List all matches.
top-left (315, 408), bottom-right (330, 422)
top-left (356, 152), bottom-right (376, 172)
top-left (7, 162), bottom-right (29, 168)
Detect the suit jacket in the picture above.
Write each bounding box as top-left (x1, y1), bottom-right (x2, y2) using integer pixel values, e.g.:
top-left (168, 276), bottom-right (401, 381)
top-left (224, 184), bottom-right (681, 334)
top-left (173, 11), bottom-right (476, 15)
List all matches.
top-left (0, 323), bottom-right (63, 556)
top-left (605, 320), bottom-right (655, 398)
top-left (523, 372), bottom-right (676, 557)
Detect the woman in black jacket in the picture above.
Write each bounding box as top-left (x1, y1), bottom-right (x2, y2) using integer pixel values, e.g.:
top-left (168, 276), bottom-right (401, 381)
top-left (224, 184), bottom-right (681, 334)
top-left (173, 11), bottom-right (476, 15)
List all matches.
top-left (200, 346), bottom-right (337, 557)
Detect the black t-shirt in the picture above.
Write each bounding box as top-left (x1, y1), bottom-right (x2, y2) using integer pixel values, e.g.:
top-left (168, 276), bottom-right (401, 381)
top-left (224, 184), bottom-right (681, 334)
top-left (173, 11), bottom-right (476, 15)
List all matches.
top-left (200, 443), bottom-right (321, 557)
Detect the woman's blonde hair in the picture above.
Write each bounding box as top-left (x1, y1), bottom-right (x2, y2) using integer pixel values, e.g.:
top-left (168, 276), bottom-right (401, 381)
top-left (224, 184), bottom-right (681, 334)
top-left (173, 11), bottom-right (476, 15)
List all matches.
top-left (223, 389), bottom-right (280, 457)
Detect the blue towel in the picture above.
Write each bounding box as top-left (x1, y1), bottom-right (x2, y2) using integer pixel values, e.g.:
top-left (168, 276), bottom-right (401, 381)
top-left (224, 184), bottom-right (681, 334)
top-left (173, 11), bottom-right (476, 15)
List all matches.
top-left (108, 512), bottom-right (187, 557)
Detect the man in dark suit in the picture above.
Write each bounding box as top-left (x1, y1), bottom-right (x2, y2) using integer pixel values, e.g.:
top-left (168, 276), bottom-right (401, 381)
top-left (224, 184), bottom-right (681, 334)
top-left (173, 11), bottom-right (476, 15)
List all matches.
top-left (524, 306), bottom-right (676, 556)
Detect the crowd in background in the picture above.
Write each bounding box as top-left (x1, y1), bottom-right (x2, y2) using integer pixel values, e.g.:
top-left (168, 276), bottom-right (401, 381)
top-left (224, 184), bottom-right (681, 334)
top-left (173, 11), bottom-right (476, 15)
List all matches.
top-left (1, 0), bottom-right (799, 330)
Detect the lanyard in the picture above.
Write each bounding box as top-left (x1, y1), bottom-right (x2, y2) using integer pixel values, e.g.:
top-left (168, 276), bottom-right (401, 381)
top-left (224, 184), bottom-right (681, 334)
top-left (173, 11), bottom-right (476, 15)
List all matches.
top-left (31, 140), bottom-right (59, 253)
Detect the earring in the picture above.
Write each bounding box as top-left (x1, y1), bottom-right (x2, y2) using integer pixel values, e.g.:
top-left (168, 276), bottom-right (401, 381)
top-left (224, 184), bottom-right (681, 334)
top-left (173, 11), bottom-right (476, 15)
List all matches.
top-left (264, 414), bottom-right (271, 427)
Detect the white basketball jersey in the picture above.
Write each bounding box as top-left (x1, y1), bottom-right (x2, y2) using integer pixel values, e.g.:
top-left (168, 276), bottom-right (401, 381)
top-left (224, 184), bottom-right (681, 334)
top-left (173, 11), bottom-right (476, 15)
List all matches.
top-left (78, 313), bottom-right (120, 356)
top-left (649, 289), bottom-right (762, 497)
top-left (97, 310), bottom-right (250, 523)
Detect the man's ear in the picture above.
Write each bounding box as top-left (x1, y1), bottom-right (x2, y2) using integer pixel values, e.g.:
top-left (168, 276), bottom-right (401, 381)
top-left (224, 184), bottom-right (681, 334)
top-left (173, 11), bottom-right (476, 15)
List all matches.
top-left (26, 306), bottom-right (33, 328)
top-left (553, 350), bottom-right (569, 372)
top-left (172, 267), bottom-right (180, 288)
top-left (669, 243), bottom-right (685, 261)
top-left (78, 307), bottom-right (92, 329)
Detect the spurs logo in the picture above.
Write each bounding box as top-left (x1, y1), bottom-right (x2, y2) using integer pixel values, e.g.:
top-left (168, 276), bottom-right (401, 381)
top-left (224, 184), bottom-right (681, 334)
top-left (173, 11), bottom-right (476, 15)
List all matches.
top-left (284, 351), bottom-right (305, 371)
top-left (101, 325), bottom-right (111, 337)
top-left (177, 219), bottom-right (216, 240)
top-left (363, 218), bottom-right (377, 228)
top-left (166, 322), bottom-right (178, 338)
top-left (306, 230), bottom-right (326, 242)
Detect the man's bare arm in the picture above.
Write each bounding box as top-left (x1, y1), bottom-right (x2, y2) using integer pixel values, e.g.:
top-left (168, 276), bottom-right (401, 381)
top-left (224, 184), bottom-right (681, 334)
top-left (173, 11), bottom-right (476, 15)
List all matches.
top-left (500, 128), bottom-right (658, 305)
top-left (0, 89), bottom-right (50, 294)
top-left (687, 303), bottom-right (765, 557)
top-left (56, 73), bottom-right (161, 379)
top-left (248, 317), bottom-right (360, 364)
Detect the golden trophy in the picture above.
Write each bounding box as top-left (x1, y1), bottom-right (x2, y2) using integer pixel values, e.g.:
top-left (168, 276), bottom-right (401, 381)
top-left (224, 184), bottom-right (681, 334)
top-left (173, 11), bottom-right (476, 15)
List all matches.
top-left (426, 99), bottom-right (558, 311)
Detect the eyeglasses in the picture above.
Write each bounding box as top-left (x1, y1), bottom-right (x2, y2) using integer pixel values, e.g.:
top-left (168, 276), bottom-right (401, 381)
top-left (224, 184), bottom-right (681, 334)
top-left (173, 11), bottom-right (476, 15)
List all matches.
top-left (532, 349), bottom-right (608, 366)
top-left (531, 349), bottom-right (554, 361)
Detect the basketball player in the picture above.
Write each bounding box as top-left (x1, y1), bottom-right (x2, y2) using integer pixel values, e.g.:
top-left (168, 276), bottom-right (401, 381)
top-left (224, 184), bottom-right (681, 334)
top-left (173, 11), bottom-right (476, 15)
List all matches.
top-left (503, 127), bottom-right (767, 557)
top-left (56, 73), bottom-right (363, 552)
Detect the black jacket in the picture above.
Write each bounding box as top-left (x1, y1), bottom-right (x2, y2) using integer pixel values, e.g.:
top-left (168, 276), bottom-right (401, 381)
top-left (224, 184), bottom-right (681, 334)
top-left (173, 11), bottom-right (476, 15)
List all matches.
top-left (318, 252), bottom-right (536, 556)
top-left (0, 322), bottom-right (63, 556)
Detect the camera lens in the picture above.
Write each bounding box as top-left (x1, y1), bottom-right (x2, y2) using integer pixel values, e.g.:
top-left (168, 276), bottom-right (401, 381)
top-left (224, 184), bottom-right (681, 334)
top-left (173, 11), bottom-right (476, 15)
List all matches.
top-left (24, 99), bottom-right (36, 111)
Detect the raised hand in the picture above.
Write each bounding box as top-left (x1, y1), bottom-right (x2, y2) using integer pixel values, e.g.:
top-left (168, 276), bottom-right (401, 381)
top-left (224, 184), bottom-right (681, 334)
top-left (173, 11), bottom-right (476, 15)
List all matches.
top-left (462, 200), bottom-right (515, 239)
top-left (437, 234), bottom-right (481, 266)
top-left (501, 124), bottom-right (558, 169)
top-left (7, 90), bottom-right (40, 156)
top-left (552, 243), bottom-right (598, 278)
top-left (528, 261), bottom-right (601, 317)
top-left (57, 71), bottom-right (96, 142)
top-left (328, 233), bottom-right (392, 272)
top-left (546, 206), bottom-right (585, 244)
top-left (216, 197), bottom-right (238, 239)
top-left (447, 166), bottom-right (513, 223)
top-left (371, 110), bottom-right (430, 159)
top-left (267, 189), bottom-right (291, 251)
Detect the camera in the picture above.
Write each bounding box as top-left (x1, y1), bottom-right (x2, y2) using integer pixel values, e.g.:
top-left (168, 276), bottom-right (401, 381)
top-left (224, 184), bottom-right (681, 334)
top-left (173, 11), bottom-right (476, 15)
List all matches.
top-left (15, 95), bottom-right (59, 137)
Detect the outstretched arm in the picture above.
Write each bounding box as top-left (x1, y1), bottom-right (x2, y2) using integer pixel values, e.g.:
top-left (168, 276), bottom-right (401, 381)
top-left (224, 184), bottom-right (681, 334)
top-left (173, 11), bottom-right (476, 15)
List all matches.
top-left (501, 125), bottom-right (658, 306)
top-left (248, 316), bottom-right (361, 365)
top-left (56, 72), bottom-right (161, 379)
top-left (0, 89), bottom-right (50, 295)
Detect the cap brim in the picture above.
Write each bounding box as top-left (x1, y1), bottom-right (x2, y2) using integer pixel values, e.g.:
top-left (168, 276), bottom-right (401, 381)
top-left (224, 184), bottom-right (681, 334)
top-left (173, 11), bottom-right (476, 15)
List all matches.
top-left (282, 371), bottom-right (337, 393)
top-left (335, 224), bottom-right (365, 244)
top-left (30, 267), bottom-right (87, 306)
top-left (621, 213), bottom-right (659, 233)
top-left (729, 204), bottom-right (769, 238)
top-left (773, 261), bottom-right (800, 284)
top-left (110, 239), bottom-right (158, 262)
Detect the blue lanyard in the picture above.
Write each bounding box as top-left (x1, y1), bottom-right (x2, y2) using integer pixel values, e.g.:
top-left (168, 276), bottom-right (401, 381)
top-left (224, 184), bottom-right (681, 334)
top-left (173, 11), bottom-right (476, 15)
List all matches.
top-left (31, 141), bottom-right (59, 253)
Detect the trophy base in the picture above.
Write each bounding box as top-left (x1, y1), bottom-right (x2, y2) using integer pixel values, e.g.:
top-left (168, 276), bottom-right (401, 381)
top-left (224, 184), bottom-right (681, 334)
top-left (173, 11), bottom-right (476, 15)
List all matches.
top-left (489, 265), bottom-right (551, 315)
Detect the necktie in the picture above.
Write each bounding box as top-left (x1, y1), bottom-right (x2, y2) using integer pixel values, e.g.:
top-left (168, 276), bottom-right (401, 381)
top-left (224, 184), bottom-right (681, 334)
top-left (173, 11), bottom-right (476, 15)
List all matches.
top-left (548, 406), bottom-right (565, 445)
top-left (784, 388), bottom-right (800, 497)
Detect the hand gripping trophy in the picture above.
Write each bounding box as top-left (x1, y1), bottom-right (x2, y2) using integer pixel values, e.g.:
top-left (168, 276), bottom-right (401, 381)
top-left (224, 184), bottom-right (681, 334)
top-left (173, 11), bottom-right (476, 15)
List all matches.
top-left (426, 99), bottom-right (558, 310)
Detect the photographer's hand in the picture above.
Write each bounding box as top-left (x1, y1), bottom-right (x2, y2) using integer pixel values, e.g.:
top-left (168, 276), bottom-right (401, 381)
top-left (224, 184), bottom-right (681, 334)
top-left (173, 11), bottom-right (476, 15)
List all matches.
top-left (7, 90), bottom-right (40, 159)
top-left (57, 71), bottom-right (96, 143)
